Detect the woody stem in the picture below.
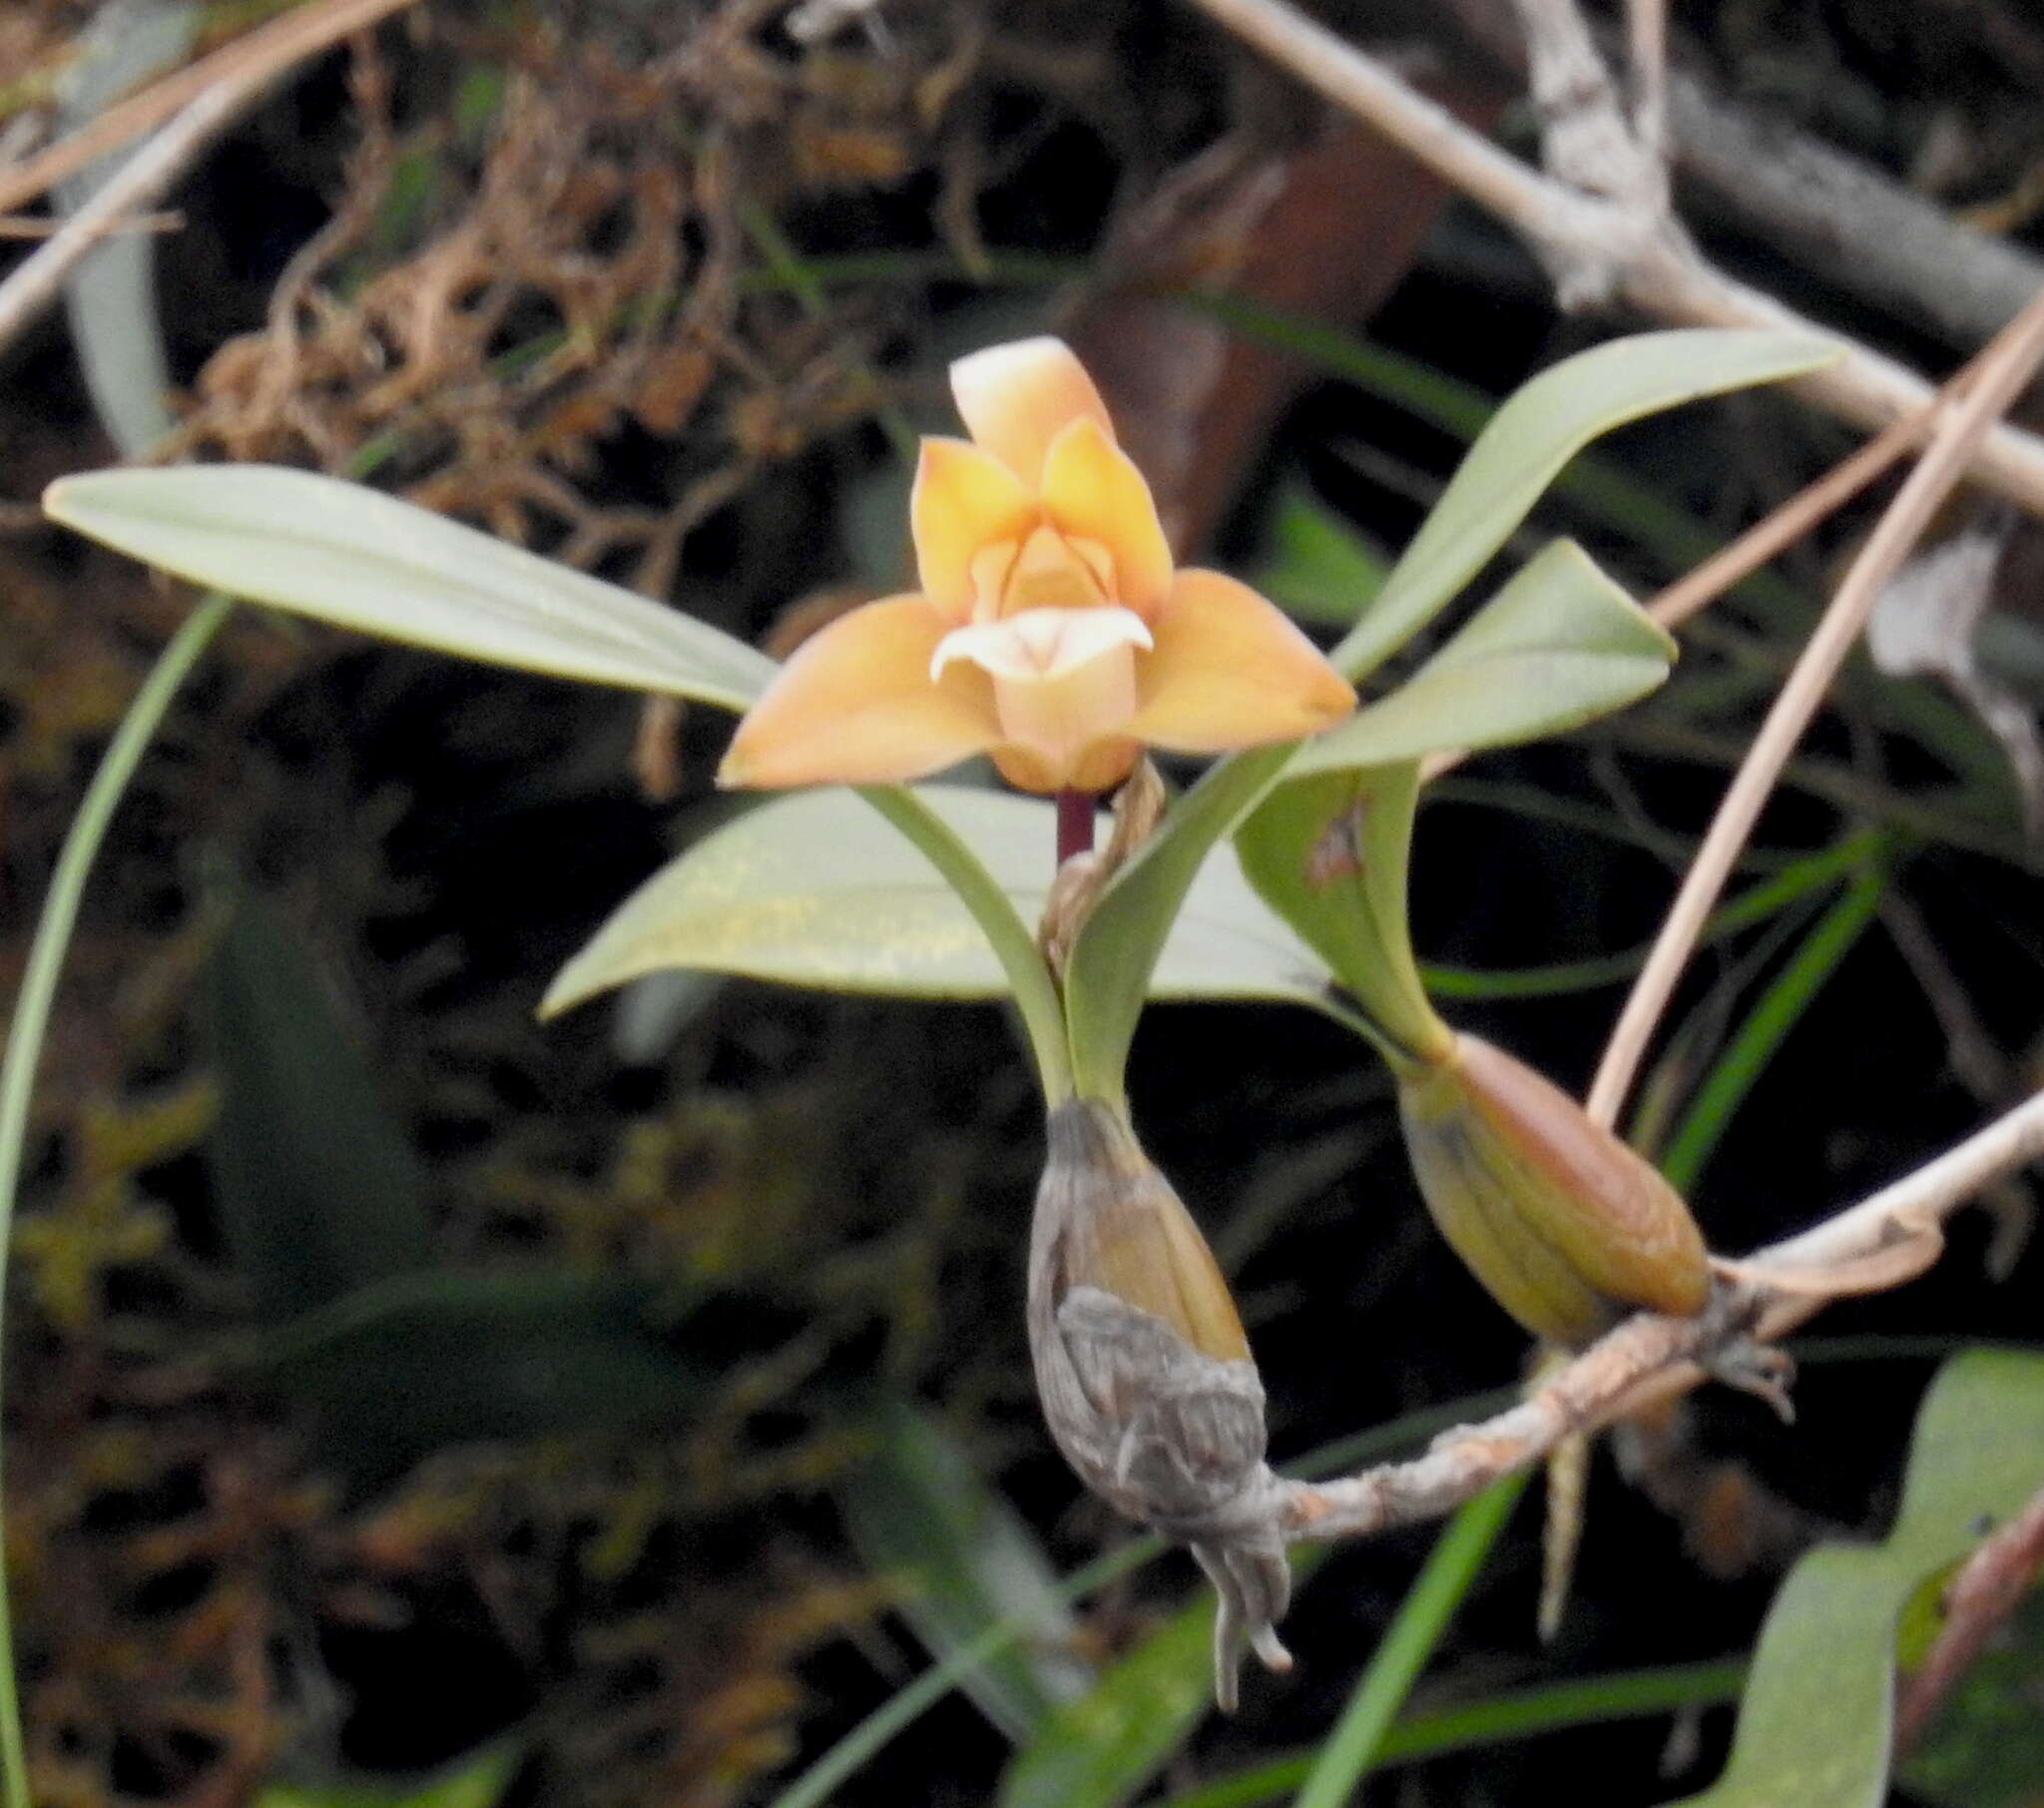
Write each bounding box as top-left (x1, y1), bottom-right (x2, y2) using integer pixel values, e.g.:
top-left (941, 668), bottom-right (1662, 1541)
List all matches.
top-left (1056, 788), bottom-right (1095, 867)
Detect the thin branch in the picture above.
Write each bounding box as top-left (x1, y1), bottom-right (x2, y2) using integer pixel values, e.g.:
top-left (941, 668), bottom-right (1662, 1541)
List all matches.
top-left (0, 84), bottom-right (242, 361)
top-left (1584, 282), bottom-right (2044, 1129)
top-left (1280, 1302), bottom-right (1736, 1542)
top-left (1893, 1482), bottom-right (2044, 1753)
top-left (0, 0), bottom-right (422, 219)
top-left (1510, 0), bottom-right (1672, 305)
top-left (1753, 1082), bottom-right (2044, 1301)
top-left (1642, 370), bottom-right (1964, 634)
top-left (1280, 1074), bottom-right (2044, 1544)
top-left (1440, 0), bottom-right (2044, 354)
top-left (0, 210), bottom-right (181, 239)
top-left (1666, 70), bottom-right (2044, 353)
top-left (1627, 0), bottom-right (1668, 163)
top-left (1183, 0), bottom-right (2044, 515)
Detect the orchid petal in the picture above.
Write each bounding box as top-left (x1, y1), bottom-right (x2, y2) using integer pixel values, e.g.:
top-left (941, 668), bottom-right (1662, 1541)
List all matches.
top-left (931, 605), bottom-right (1152, 684)
top-left (950, 337), bottom-right (1112, 484)
top-left (1130, 569), bottom-right (1357, 751)
top-left (991, 737), bottom-right (1141, 795)
top-left (1040, 417), bottom-right (1175, 616)
top-left (718, 595), bottom-right (1001, 788)
top-left (909, 437), bottom-right (1036, 620)
top-left (930, 607), bottom-right (1152, 794)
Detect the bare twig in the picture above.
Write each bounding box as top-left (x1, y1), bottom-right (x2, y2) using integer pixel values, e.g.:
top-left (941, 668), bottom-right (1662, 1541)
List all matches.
top-left (1183, 0), bottom-right (2044, 514)
top-left (1642, 373), bottom-right (1969, 634)
top-left (0, 0), bottom-right (429, 364)
top-left (1280, 1297), bottom-right (1741, 1541)
top-left (1893, 1482), bottom-right (2044, 1753)
top-left (0, 84), bottom-right (242, 362)
top-left (1440, 0), bottom-right (2044, 355)
top-left (1280, 1076), bottom-right (2044, 1544)
top-left (1584, 284), bottom-right (2044, 1129)
top-left (1417, 348), bottom-right (1971, 788)
top-left (1667, 71), bottom-right (2044, 353)
top-left (1626, 0), bottom-right (1667, 163)
top-left (1753, 1082), bottom-right (2044, 1306)
top-left (0, 210), bottom-right (181, 239)
top-left (1508, 0), bottom-right (1673, 305)
top-left (0, 0), bottom-right (422, 220)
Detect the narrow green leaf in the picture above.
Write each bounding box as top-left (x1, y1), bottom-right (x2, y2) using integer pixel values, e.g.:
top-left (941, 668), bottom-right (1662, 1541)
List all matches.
top-left (43, 464), bottom-right (776, 710)
top-left (1292, 1478), bottom-right (1527, 1808)
top-left (1248, 484), bottom-right (1389, 629)
top-left (840, 1403), bottom-right (1092, 1741)
top-left (1151, 1660), bottom-right (1749, 1808)
top-left (540, 784), bottom-right (1328, 1017)
top-left (247, 1270), bottom-right (709, 1487)
top-left (256, 1743), bottom-right (520, 1808)
top-left (1422, 830), bottom-right (1888, 1003)
top-left (1656, 860), bottom-right (1887, 1192)
top-left (994, 1597), bottom-right (1215, 1808)
top-left (1061, 744), bottom-right (1300, 1106)
top-left (1289, 540), bottom-right (1676, 776)
top-left (1060, 329), bottom-right (1831, 1108)
top-left (1666, 1348), bottom-right (2044, 1808)
top-left (1328, 329), bottom-right (1838, 685)
top-left (207, 891), bottom-right (435, 1322)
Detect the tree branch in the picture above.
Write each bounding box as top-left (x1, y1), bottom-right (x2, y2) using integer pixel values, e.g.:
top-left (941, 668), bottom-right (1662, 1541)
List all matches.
top-left (1279, 1077), bottom-right (2044, 1545)
top-left (1183, 0), bottom-right (2044, 515)
top-left (1584, 280), bottom-right (2044, 1128)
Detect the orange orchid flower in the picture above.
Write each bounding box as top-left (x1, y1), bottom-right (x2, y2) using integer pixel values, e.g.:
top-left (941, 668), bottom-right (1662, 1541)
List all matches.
top-left (718, 337), bottom-right (1356, 795)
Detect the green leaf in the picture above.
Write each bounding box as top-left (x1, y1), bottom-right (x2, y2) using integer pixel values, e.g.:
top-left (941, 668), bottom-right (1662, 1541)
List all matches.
top-left (1058, 328), bottom-right (1832, 1107)
top-left (1150, 1660), bottom-right (1749, 1808)
top-left (1327, 328), bottom-right (1838, 686)
top-left (1667, 1348), bottom-right (2044, 1808)
top-left (995, 1549), bottom-right (1331, 1808)
top-left (1288, 540), bottom-right (1676, 776)
top-left (1232, 763), bottom-right (1445, 1070)
top-left (539, 784), bottom-right (1329, 1018)
top-left (1247, 483), bottom-right (1389, 629)
top-left (255, 1744), bottom-right (520, 1808)
top-left (246, 1270), bottom-right (710, 1488)
top-left (207, 890), bottom-right (436, 1322)
top-left (993, 1588), bottom-right (1217, 1808)
top-left (1655, 860), bottom-right (1887, 1192)
top-left (1292, 1478), bottom-right (1525, 1808)
top-left (840, 1403), bottom-right (1092, 1741)
top-left (44, 468), bottom-right (1069, 1097)
top-left (43, 464), bottom-right (776, 711)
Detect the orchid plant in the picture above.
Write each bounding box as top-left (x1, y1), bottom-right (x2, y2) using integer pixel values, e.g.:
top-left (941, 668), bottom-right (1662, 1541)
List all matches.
top-left (43, 322), bottom-right (1835, 1701)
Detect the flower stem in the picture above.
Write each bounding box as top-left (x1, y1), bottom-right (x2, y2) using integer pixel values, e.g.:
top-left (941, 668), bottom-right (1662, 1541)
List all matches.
top-left (1055, 788), bottom-right (1095, 867)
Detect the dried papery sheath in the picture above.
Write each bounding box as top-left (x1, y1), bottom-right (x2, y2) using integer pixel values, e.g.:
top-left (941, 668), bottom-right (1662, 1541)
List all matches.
top-left (1397, 1034), bottom-right (1712, 1348)
top-left (1028, 1098), bottom-right (1291, 1709)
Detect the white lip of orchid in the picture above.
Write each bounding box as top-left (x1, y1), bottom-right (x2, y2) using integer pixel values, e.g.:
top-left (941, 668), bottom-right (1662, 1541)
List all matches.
top-left (929, 604), bottom-right (1153, 685)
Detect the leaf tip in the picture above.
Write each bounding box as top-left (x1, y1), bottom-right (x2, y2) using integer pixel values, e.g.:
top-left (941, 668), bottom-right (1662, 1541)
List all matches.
top-left (535, 964), bottom-right (592, 1023)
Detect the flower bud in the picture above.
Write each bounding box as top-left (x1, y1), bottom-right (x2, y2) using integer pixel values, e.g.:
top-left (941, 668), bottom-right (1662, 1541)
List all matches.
top-left (1028, 1098), bottom-right (1291, 1709)
top-left (1396, 1034), bottom-right (1711, 1348)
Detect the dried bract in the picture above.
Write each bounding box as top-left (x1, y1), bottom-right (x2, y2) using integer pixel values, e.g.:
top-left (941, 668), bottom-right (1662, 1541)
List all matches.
top-left (1028, 1098), bottom-right (1291, 1708)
